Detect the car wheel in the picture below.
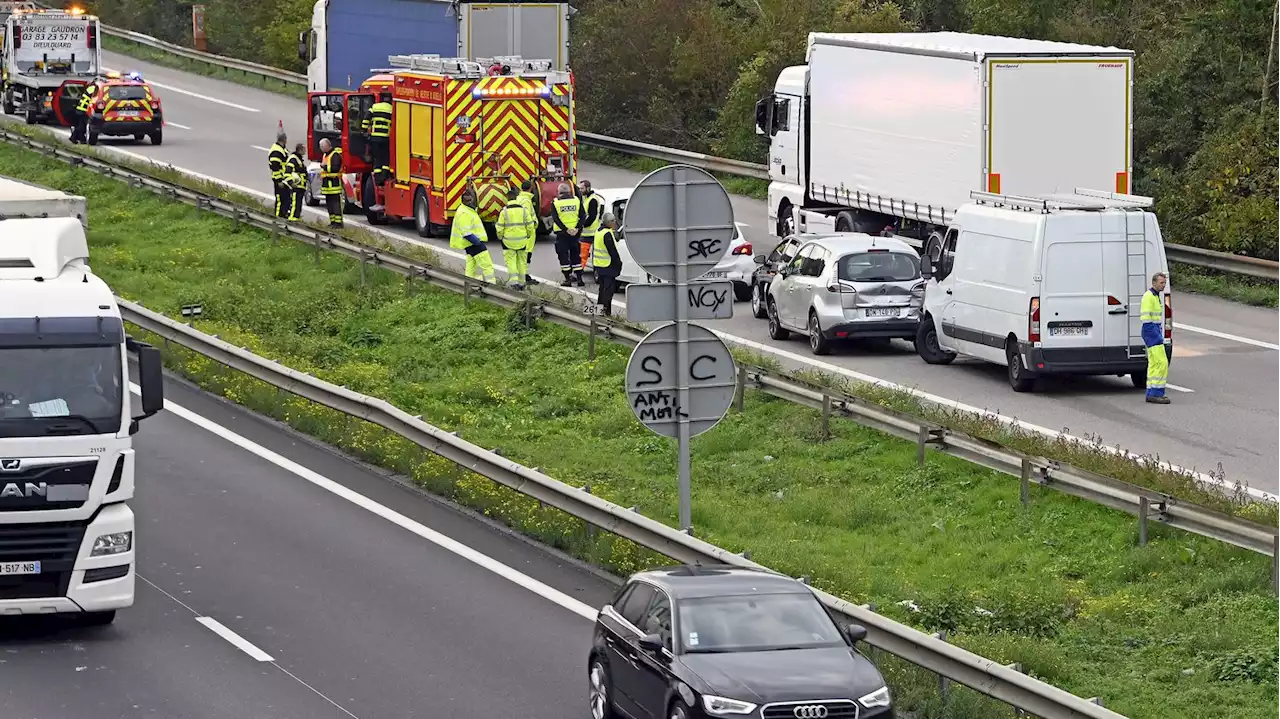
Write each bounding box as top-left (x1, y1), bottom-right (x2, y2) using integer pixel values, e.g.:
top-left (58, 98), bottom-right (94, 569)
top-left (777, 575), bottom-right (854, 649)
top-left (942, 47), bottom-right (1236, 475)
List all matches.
top-left (80, 610), bottom-right (116, 627)
top-left (767, 298), bottom-right (790, 340)
top-left (588, 659), bottom-right (618, 719)
top-left (133, 133), bottom-right (144, 142)
top-left (916, 319), bottom-right (956, 365)
top-left (751, 282), bottom-right (768, 319)
top-left (149, 129), bottom-right (162, 145)
top-left (669, 699), bottom-right (692, 719)
top-left (808, 311), bottom-right (831, 355)
top-left (1007, 342), bottom-right (1036, 392)
top-left (87, 130), bottom-right (99, 145)
top-left (733, 281), bottom-right (752, 302)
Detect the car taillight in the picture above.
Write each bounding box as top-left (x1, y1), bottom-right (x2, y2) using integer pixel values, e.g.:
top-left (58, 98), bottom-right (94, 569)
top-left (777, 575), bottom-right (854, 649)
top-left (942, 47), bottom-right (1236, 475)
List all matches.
top-left (732, 243), bottom-right (752, 256)
top-left (1164, 293), bottom-right (1173, 340)
top-left (1029, 297), bottom-right (1041, 343)
top-left (826, 282), bottom-right (854, 293)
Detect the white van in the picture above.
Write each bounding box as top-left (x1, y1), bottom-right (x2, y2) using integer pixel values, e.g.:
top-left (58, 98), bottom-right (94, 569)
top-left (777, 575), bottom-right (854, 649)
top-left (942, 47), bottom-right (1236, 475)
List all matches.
top-left (915, 189), bottom-right (1173, 392)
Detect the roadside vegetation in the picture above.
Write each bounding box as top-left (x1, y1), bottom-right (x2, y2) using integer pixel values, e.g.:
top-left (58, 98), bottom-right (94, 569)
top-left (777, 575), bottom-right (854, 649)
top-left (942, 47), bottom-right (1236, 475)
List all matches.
top-left (1, 137), bottom-right (1275, 719)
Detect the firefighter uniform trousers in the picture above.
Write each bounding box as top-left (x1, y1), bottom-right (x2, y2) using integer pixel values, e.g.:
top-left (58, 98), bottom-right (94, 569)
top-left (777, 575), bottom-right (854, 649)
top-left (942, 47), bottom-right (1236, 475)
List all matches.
top-left (71, 84), bottom-right (96, 144)
top-left (364, 100), bottom-right (393, 181)
top-left (552, 196), bottom-right (584, 284)
top-left (451, 203), bottom-right (496, 283)
top-left (285, 152), bottom-right (306, 222)
top-left (496, 202), bottom-right (531, 287)
top-left (580, 191), bottom-right (604, 273)
top-left (320, 147), bottom-right (344, 228)
top-left (1140, 289), bottom-right (1168, 399)
top-left (518, 189), bottom-right (540, 275)
top-left (269, 142), bottom-right (293, 220)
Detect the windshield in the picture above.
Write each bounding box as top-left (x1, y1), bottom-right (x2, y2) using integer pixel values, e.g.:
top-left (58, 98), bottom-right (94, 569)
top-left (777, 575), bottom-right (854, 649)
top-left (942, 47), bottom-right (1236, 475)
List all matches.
top-left (0, 346), bottom-right (123, 437)
top-left (678, 592), bottom-right (846, 653)
top-left (837, 251), bottom-right (920, 283)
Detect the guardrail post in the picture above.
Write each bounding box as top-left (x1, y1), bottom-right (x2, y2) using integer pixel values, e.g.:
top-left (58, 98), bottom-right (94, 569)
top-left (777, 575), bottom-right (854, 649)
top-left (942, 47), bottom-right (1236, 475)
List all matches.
top-left (1088, 697), bottom-right (1104, 706)
top-left (1006, 663), bottom-right (1025, 717)
top-left (463, 277), bottom-right (471, 307)
top-left (820, 393), bottom-right (832, 441)
top-left (1272, 535), bottom-right (1277, 592)
top-left (588, 317), bottom-right (598, 359)
top-left (1020, 458), bottom-right (1031, 507)
top-left (1138, 496), bottom-right (1150, 546)
top-left (358, 250), bottom-right (367, 287)
top-left (935, 629), bottom-right (951, 702)
top-left (312, 231), bottom-right (322, 262)
top-left (917, 426), bottom-right (929, 467)
top-left (580, 485), bottom-right (596, 542)
top-left (733, 366), bottom-right (747, 412)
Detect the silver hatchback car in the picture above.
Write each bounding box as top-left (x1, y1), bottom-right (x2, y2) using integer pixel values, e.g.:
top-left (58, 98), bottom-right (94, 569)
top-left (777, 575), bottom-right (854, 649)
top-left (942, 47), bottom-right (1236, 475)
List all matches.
top-left (765, 234), bottom-right (924, 355)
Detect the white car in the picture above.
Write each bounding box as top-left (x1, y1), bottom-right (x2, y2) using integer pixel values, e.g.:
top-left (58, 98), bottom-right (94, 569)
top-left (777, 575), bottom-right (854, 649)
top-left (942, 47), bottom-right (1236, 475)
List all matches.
top-left (587, 187), bottom-right (755, 301)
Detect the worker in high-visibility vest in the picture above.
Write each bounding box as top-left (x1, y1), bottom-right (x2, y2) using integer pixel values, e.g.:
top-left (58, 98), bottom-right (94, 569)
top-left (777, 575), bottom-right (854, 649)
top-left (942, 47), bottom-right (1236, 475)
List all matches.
top-left (592, 212), bottom-right (623, 316)
top-left (318, 137), bottom-right (344, 228)
top-left (518, 179), bottom-right (541, 285)
top-left (451, 189), bottom-right (496, 283)
top-left (551, 183), bottom-right (585, 287)
top-left (268, 129), bottom-right (292, 221)
top-left (285, 142), bottom-right (307, 222)
top-left (362, 93), bottom-right (392, 183)
top-left (579, 180), bottom-right (605, 276)
top-left (1140, 271), bottom-right (1171, 404)
top-left (496, 187), bottom-right (532, 289)
top-left (71, 81), bottom-right (98, 144)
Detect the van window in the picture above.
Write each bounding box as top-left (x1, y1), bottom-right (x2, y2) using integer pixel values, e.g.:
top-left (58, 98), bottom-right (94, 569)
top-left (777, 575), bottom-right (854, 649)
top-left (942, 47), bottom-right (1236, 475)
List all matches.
top-left (938, 230), bottom-right (959, 280)
top-left (838, 251), bottom-right (919, 282)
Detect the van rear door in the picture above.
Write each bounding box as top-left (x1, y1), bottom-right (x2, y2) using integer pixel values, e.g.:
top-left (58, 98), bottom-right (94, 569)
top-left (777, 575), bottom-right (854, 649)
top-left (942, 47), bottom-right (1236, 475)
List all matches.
top-left (1039, 215), bottom-right (1107, 351)
top-left (1099, 209), bottom-right (1165, 354)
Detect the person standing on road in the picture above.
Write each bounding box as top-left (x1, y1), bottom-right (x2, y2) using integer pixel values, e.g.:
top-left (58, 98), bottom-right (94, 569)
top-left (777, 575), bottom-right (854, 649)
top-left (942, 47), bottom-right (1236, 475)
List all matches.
top-left (451, 189), bottom-right (496, 283)
top-left (70, 80), bottom-right (98, 144)
top-left (268, 129), bottom-right (292, 221)
top-left (286, 142), bottom-right (307, 223)
top-left (1141, 272), bottom-right (1171, 404)
top-left (578, 180), bottom-right (605, 278)
top-left (496, 187), bottom-right (532, 289)
top-left (592, 213), bottom-right (623, 317)
top-left (362, 93), bottom-right (393, 183)
top-left (518, 179), bottom-right (541, 285)
top-left (318, 137), bottom-right (344, 228)
top-left (551, 183), bottom-right (585, 287)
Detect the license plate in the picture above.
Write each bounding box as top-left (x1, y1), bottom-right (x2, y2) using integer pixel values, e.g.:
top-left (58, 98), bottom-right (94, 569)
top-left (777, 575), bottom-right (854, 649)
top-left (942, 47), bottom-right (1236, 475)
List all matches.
top-left (866, 308), bottom-right (898, 318)
top-left (1050, 326), bottom-right (1090, 336)
top-left (0, 561), bottom-right (40, 576)
top-left (704, 271), bottom-right (727, 278)
top-left (115, 110), bottom-right (140, 117)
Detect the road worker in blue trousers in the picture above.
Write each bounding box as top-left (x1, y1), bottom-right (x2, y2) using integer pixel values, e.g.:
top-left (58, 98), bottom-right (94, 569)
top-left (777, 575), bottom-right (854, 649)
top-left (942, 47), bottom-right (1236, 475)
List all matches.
top-left (1141, 271), bottom-right (1171, 404)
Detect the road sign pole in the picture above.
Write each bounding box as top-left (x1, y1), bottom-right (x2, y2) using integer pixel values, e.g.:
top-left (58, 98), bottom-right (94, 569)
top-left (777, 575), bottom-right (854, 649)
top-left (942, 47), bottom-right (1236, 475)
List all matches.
top-left (673, 167), bottom-right (692, 533)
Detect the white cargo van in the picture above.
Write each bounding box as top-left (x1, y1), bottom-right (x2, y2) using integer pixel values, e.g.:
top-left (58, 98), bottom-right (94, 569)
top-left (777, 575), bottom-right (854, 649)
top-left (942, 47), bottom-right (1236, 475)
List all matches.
top-left (915, 189), bottom-right (1172, 392)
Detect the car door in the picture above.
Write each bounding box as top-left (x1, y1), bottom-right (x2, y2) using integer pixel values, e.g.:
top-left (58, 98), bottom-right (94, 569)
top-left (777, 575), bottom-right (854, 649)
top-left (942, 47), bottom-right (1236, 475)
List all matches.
top-left (790, 245), bottom-right (829, 327)
top-left (629, 591), bottom-right (676, 719)
top-left (762, 236), bottom-right (799, 288)
top-left (777, 244), bottom-right (815, 327)
top-left (602, 581), bottom-right (657, 717)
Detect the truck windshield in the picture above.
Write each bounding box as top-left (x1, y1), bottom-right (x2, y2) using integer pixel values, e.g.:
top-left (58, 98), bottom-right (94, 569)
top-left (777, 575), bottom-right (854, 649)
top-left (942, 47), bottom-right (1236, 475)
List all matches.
top-left (0, 345), bottom-right (123, 437)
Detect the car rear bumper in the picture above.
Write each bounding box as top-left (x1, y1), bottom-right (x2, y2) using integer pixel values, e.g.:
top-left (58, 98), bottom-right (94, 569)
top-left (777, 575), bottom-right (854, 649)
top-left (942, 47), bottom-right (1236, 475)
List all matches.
top-left (90, 118), bottom-right (160, 135)
top-left (823, 318), bottom-right (920, 340)
top-left (1026, 343), bottom-right (1172, 375)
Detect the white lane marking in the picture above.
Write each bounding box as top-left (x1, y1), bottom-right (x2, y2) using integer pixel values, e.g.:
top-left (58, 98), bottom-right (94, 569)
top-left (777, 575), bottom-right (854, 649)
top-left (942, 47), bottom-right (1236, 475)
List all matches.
top-left (250, 145), bottom-right (271, 153)
top-left (1166, 383), bottom-right (1195, 393)
top-left (1175, 323), bottom-right (1278, 351)
top-left (167, 122), bottom-right (191, 130)
top-left (195, 616), bottom-right (276, 662)
top-left (90, 146), bottom-right (1273, 502)
top-left (103, 67), bottom-right (260, 113)
top-left (129, 384), bottom-right (599, 621)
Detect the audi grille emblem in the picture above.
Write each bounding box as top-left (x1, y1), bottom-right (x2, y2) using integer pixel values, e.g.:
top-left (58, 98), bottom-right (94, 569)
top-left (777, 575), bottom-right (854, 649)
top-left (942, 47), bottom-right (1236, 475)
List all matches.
top-left (793, 706), bottom-right (829, 719)
top-left (0, 459), bottom-right (20, 472)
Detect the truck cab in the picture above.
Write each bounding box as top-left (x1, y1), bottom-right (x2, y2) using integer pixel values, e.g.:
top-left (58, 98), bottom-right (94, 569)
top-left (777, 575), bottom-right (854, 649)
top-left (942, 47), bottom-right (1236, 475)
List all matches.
top-left (0, 213), bottom-right (164, 625)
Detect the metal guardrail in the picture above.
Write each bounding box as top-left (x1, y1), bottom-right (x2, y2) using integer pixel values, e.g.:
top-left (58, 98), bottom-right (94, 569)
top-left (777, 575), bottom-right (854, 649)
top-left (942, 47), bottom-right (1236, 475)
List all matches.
top-left (97, 21), bottom-right (1279, 280)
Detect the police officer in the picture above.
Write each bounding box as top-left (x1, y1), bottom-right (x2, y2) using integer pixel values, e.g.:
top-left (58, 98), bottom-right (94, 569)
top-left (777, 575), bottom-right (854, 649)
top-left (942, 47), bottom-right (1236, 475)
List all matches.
top-left (496, 187), bottom-right (532, 289)
top-left (1140, 271), bottom-right (1171, 404)
top-left (452, 189), bottom-right (496, 283)
top-left (592, 212), bottom-right (623, 316)
top-left (318, 137), bottom-right (344, 228)
top-left (70, 79), bottom-right (98, 144)
top-left (551, 183), bottom-right (584, 287)
top-left (286, 142), bottom-right (308, 223)
top-left (268, 129), bottom-right (292, 221)
top-left (363, 93), bottom-right (392, 183)
top-left (579, 180), bottom-right (604, 277)
top-left (518, 179), bottom-right (541, 285)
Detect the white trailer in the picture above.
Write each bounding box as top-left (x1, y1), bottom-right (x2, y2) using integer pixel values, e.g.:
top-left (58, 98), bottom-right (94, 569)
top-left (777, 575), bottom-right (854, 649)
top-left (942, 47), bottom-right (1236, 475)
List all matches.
top-left (757, 32), bottom-right (1135, 261)
top-left (0, 174), bottom-right (87, 224)
top-left (1, 7), bottom-right (102, 124)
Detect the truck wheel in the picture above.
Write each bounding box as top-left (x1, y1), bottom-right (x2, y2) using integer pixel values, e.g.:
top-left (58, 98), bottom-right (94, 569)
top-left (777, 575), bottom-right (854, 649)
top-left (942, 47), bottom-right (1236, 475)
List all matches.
top-left (148, 129), bottom-right (163, 145)
top-left (923, 231), bottom-right (945, 263)
top-left (363, 176), bottom-right (388, 225)
top-left (413, 189), bottom-right (432, 238)
top-left (916, 319), bottom-right (955, 365)
top-left (25, 107), bottom-right (37, 124)
top-left (80, 610), bottom-right (116, 627)
top-left (2, 89), bottom-right (14, 116)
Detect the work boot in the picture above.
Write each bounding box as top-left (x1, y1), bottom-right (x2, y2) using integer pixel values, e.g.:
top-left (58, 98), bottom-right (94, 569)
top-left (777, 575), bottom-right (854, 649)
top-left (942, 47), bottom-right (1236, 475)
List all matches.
top-left (574, 271), bottom-right (586, 287)
top-left (1145, 395), bottom-right (1171, 405)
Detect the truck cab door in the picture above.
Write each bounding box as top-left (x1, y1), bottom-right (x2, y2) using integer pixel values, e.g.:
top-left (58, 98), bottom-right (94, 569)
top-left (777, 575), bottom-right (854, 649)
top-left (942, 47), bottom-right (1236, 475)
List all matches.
top-left (343, 92), bottom-right (375, 172)
top-left (307, 91), bottom-right (346, 161)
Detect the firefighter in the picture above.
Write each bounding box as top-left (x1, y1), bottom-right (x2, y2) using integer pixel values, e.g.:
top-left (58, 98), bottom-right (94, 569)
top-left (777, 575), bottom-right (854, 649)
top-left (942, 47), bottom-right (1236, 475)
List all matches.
top-left (70, 79), bottom-right (98, 144)
top-left (592, 212), bottom-right (623, 316)
top-left (518, 179), bottom-right (541, 285)
top-left (496, 187), bottom-right (532, 289)
top-left (286, 142), bottom-right (307, 223)
top-left (452, 189), bottom-right (496, 283)
top-left (579, 180), bottom-right (604, 277)
top-left (551, 183), bottom-right (585, 287)
top-left (268, 130), bottom-right (292, 221)
top-left (363, 93), bottom-right (392, 184)
top-left (1141, 271), bottom-right (1171, 404)
top-left (318, 137), bottom-right (344, 228)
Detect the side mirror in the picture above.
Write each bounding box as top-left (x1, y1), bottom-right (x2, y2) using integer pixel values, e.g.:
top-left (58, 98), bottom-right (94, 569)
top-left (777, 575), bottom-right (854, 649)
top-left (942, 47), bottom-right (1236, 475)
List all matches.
top-left (129, 339), bottom-right (165, 420)
top-left (638, 633), bottom-right (664, 653)
top-left (778, 267), bottom-right (790, 278)
top-left (919, 255), bottom-right (933, 280)
top-left (754, 95), bottom-right (774, 136)
top-left (296, 31), bottom-right (307, 62)
top-left (844, 624), bottom-right (868, 644)
top-left (753, 254), bottom-right (767, 265)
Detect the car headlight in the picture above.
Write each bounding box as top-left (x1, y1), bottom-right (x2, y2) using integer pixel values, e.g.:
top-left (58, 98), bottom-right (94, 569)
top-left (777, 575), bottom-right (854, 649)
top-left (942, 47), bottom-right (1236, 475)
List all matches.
top-left (701, 695), bottom-right (758, 715)
top-left (858, 685), bottom-right (891, 709)
top-left (90, 531), bottom-right (133, 557)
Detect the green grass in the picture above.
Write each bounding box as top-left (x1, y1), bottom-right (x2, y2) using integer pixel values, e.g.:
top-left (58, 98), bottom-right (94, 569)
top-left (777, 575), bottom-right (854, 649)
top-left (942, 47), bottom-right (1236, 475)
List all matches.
top-left (2, 137), bottom-right (1276, 719)
top-left (1171, 261), bottom-right (1278, 308)
top-left (102, 35), bottom-right (308, 100)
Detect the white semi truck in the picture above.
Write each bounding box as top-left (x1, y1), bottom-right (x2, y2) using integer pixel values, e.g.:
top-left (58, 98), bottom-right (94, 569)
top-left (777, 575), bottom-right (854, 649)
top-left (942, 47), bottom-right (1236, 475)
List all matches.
top-left (0, 176), bottom-right (164, 625)
top-left (1, 6), bottom-right (101, 124)
top-left (757, 32), bottom-right (1137, 261)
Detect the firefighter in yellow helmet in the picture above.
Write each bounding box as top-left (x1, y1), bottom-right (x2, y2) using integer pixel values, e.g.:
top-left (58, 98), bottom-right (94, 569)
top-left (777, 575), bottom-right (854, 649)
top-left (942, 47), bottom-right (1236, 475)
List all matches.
top-left (496, 187), bottom-right (532, 289)
top-left (551, 183), bottom-right (584, 287)
top-left (451, 188), bottom-right (496, 283)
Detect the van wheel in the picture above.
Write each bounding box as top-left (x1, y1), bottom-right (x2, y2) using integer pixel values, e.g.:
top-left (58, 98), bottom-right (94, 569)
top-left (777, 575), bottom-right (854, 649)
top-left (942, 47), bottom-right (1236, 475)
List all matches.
top-left (751, 282), bottom-right (768, 318)
top-left (916, 320), bottom-right (955, 365)
top-left (767, 299), bottom-right (790, 341)
top-left (80, 610), bottom-right (116, 627)
top-left (1130, 373), bottom-right (1147, 389)
top-left (808, 311), bottom-right (832, 355)
top-left (1007, 343), bottom-right (1036, 392)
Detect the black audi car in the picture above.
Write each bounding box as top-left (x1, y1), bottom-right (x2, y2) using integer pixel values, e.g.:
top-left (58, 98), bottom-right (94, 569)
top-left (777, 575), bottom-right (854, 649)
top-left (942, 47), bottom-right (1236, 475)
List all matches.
top-left (588, 565), bottom-right (894, 719)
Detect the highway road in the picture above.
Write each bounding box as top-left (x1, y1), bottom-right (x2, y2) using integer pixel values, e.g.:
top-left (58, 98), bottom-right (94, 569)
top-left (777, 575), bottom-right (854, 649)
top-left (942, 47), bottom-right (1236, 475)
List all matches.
top-left (4, 49), bottom-right (1277, 495)
top-left (0, 373), bottom-right (615, 718)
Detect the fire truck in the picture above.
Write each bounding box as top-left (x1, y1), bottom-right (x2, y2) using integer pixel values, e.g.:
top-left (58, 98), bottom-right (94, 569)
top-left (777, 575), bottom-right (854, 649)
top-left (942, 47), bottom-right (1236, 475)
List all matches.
top-left (306, 54), bottom-right (576, 239)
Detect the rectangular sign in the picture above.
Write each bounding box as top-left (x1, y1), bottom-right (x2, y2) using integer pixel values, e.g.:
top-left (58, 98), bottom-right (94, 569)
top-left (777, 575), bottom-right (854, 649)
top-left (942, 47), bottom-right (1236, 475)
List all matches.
top-left (624, 281), bottom-right (736, 323)
top-left (20, 21), bottom-right (86, 53)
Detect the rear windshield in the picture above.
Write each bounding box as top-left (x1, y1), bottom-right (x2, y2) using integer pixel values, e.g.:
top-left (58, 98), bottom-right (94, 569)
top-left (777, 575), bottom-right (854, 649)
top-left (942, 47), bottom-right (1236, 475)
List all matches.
top-left (837, 251), bottom-right (919, 282)
top-left (106, 86), bottom-right (149, 100)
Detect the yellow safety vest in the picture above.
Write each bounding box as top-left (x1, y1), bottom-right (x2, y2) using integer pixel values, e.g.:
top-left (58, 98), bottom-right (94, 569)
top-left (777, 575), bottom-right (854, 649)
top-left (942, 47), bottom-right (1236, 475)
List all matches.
top-left (77, 85), bottom-right (96, 113)
top-left (593, 228), bottom-right (616, 268)
top-left (450, 203), bottom-right (485, 250)
top-left (1139, 290), bottom-right (1162, 323)
top-left (496, 203), bottom-right (531, 247)
top-left (365, 101), bottom-right (392, 138)
top-left (584, 192), bottom-right (604, 236)
top-left (320, 148), bottom-right (343, 194)
top-left (553, 197), bottom-right (582, 230)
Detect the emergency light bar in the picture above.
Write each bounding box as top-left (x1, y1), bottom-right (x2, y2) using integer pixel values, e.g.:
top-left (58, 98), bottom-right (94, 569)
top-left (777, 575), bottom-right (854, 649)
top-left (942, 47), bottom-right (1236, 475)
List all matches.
top-left (472, 85), bottom-right (552, 100)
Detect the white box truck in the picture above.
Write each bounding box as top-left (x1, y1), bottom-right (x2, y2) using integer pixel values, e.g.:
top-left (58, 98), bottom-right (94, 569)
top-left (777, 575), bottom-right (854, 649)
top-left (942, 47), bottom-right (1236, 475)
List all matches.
top-left (757, 32), bottom-right (1136, 261)
top-left (0, 176), bottom-right (164, 625)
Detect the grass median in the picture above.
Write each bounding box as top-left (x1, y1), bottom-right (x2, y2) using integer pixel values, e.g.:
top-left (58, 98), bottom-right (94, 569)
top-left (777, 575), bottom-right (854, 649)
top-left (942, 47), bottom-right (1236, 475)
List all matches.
top-left (1, 139), bottom-right (1276, 719)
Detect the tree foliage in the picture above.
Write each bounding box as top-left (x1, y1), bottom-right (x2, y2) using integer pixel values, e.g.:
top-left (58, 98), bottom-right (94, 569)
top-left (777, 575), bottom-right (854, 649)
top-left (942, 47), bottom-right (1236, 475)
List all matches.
top-left (89, 0), bottom-right (1278, 258)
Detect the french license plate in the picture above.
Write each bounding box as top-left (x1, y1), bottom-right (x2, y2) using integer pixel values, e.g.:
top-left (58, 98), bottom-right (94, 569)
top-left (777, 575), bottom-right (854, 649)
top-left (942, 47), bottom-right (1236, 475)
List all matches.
top-left (704, 271), bottom-right (727, 278)
top-left (1050, 326), bottom-right (1090, 336)
top-left (0, 561), bottom-right (40, 576)
top-left (115, 110), bottom-right (140, 117)
top-left (866, 308), bottom-right (898, 318)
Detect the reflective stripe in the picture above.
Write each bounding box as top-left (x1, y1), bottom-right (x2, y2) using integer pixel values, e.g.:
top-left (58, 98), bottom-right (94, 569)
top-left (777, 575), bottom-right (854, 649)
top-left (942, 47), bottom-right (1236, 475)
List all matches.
top-left (497, 204), bottom-right (531, 243)
top-left (367, 102), bottom-right (392, 138)
top-left (553, 197), bottom-right (581, 229)
top-left (320, 148), bottom-right (343, 194)
top-left (269, 143), bottom-right (289, 181)
top-left (1140, 289), bottom-right (1163, 322)
top-left (584, 192), bottom-right (604, 235)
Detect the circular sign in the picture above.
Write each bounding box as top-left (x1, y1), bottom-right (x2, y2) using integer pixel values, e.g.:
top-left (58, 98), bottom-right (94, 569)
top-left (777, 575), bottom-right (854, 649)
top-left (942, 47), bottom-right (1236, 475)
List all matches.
top-left (621, 164), bottom-right (736, 284)
top-left (625, 322), bottom-right (736, 439)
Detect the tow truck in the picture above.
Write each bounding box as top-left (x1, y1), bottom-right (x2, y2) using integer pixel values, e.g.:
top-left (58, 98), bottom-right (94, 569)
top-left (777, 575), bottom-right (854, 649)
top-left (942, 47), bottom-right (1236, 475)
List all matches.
top-left (1, 5), bottom-right (101, 126)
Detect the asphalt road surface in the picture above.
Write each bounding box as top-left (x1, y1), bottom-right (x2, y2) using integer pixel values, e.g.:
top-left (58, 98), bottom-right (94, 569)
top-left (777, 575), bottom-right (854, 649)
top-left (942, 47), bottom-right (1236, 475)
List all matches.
top-left (4, 49), bottom-right (1276, 495)
top-left (0, 374), bottom-right (616, 718)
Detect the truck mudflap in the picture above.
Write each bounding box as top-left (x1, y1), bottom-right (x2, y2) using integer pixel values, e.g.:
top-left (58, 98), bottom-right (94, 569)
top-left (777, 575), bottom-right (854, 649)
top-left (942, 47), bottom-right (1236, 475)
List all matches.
top-left (50, 80), bottom-right (88, 127)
